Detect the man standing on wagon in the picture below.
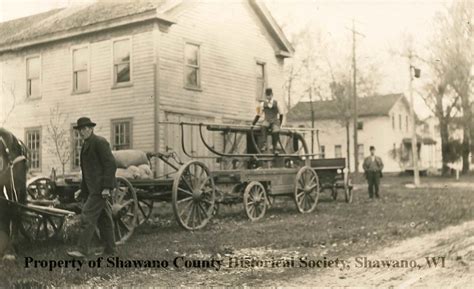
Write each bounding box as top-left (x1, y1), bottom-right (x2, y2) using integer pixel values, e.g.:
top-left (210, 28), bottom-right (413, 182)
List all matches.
top-left (363, 146), bottom-right (384, 199)
top-left (252, 88), bottom-right (284, 153)
top-left (67, 117), bottom-right (117, 258)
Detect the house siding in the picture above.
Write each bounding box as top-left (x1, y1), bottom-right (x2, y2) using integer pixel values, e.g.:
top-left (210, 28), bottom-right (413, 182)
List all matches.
top-left (0, 1), bottom-right (288, 175)
top-left (0, 24), bottom-right (157, 175)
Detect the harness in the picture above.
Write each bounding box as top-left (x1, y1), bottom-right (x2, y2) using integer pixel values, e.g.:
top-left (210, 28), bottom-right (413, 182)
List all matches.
top-left (0, 136), bottom-right (27, 203)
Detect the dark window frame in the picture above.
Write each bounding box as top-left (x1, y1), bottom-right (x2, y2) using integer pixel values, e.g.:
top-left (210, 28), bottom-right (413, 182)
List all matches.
top-left (111, 118), bottom-right (133, 151)
top-left (25, 127), bottom-right (42, 171)
top-left (184, 42), bottom-right (201, 90)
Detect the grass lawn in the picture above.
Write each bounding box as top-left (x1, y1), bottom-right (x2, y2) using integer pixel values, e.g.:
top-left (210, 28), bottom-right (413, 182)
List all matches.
top-left (0, 175), bottom-right (473, 287)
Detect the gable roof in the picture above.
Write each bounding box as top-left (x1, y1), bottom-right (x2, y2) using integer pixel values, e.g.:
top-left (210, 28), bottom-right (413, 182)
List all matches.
top-left (0, 0), bottom-right (293, 56)
top-left (287, 93), bottom-right (408, 121)
top-left (0, 0), bottom-right (174, 53)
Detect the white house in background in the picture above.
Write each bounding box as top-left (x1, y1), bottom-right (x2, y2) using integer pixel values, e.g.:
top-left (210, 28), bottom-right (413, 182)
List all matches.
top-left (287, 93), bottom-right (436, 173)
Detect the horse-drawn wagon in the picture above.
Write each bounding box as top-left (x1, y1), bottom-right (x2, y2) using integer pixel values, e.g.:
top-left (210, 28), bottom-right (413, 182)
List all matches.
top-left (13, 122), bottom-right (352, 244)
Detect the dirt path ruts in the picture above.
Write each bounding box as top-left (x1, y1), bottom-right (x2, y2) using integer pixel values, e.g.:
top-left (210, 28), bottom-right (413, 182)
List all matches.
top-left (276, 220), bottom-right (474, 288)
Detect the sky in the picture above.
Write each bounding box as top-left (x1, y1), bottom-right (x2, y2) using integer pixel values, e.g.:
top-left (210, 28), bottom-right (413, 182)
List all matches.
top-left (0, 0), bottom-right (452, 117)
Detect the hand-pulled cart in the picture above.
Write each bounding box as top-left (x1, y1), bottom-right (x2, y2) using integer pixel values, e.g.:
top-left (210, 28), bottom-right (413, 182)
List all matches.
top-left (22, 121), bottom-right (352, 244)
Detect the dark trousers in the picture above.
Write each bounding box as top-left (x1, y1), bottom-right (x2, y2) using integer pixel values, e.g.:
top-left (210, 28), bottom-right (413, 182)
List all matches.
top-left (78, 194), bottom-right (115, 254)
top-left (261, 120), bottom-right (281, 151)
top-left (366, 171), bottom-right (381, 198)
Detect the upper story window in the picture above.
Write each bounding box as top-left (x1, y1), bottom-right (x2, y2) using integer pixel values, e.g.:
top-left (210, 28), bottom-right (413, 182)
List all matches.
top-left (73, 47), bottom-right (89, 92)
top-left (26, 56), bottom-right (41, 99)
top-left (391, 114), bottom-right (395, 130)
top-left (335, 145), bottom-right (342, 158)
top-left (406, 115), bottom-right (409, 132)
top-left (256, 62), bottom-right (266, 100)
top-left (113, 38), bottom-right (131, 84)
top-left (399, 114), bottom-right (402, 130)
top-left (357, 121), bottom-right (364, 130)
top-left (112, 119), bottom-right (132, 150)
top-left (184, 43), bottom-right (201, 89)
top-left (25, 127), bottom-right (41, 170)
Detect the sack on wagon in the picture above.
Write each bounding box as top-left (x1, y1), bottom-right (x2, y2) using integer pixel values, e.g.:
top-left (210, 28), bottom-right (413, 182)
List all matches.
top-left (116, 168), bottom-right (134, 179)
top-left (138, 164), bottom-right (153, 179)
top-left (112, 150), bottom-right (150, 168)
top-left (126, 165), bottom-right (141, 179)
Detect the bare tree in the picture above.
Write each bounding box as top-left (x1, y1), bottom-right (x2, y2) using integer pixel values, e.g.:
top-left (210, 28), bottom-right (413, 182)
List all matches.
top-left (47, 105), bottom-right (71, 176)
top-left (420, 0), bottom-right (473, 175)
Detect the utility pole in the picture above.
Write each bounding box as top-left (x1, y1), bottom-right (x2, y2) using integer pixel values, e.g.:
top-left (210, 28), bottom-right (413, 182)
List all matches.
top-left (309, 88), bottom-right (315, 155)
top-left (408, 51), bottom-right (420, 186)
top-left (349, 19), bottom-right (364, 173)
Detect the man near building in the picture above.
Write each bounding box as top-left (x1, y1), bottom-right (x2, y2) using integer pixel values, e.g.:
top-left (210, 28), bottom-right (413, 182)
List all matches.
top-left (362, 146), bottom-right (384, 199)
top-left (67, 117), bottom-right (117, 258)
top-left (252, 88), bottom-right (284, 153)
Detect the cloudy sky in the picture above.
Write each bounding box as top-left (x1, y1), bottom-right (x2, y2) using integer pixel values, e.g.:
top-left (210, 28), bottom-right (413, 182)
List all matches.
top-left (0, 0), bottom-right (451, 117)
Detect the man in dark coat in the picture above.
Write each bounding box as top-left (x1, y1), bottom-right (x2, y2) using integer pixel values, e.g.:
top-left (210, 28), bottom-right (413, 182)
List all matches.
top-left (67, 117), bottom-right (117, 258)
top-left (362, 146), bottom-right (384, 199)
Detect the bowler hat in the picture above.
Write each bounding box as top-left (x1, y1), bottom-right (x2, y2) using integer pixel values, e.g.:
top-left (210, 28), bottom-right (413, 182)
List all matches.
top-left (265, 88), bottom-right (273, 95)
top-left (73, 117), bottom-right (96, 129)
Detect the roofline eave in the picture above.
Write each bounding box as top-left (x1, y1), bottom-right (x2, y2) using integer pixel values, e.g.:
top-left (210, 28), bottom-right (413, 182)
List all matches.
top-left (0, 11), bottom-right (175, 54)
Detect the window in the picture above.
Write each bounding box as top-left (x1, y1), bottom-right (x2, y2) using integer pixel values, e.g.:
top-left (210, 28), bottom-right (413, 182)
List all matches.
top-left (392, 114), bottom-right (395, 130)
top-left (406, 115), bottom-right (409, 132)
top-left (335, 145), bottom-right (342, 158)
top-left (399, 114), bottom-right (402, 130)
top-left (184, 43), bottom-right (200, 89)
top-left (26, 56), bottom-right (40, 98)
top-left (320, 145), bottom-right (325, 159)
top-left (357, 121), bottom-right (364, 130)
top-left (71, 128), bottom-right (83, 170)
top-left (256, 62), bottom-right (266, 100)
top-left (73, 47), bottom-right (89, 92)
top-left (25, 128), bottom-right (41, 170)
top-left (113, 39), bottom-right (131, 84)
top-left (112, 119), bottom-right (132, 150)
top-left (358, 144), bottom-right (364, 161)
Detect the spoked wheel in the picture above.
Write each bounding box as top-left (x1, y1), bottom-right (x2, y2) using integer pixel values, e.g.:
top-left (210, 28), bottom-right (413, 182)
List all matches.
top-left (294, 166), bottom-right (320, 213)
top-left (112, 177), bottom-right (138, 245)
top-left (243, 181), bottom-right (267, 221)
top-left (172, 161), bottom-right (216, 230)
top-left (19, 211), bottom-right (65, 242)
top-left (26, 177), bottom-right (56, 201)
top-left (136, 199), bottom-right (154, 225)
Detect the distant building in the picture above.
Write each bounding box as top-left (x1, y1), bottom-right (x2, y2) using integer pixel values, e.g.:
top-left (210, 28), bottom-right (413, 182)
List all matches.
top-left (0, 0), bottom-right (293, 175)
top-left (287, 93), bottom-right (436, 173)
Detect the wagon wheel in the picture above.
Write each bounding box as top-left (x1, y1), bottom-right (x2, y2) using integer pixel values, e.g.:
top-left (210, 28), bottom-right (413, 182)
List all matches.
top-left (172, 161), bottom-right (216, 230)
top-left (294, 166), bottom-right (320, 213)
top-left (243, 181), bottom-right (267, 221)
top-left (19, 210), bottom-right (65, 242)
top-left (112, 177), bottom-right (138, 245)
top-left (344, 179), bottom-right (353, 203)
top-left (27, 177), bottom-right (56, 201)
top-left (136, 199), bottom-right (154, 225)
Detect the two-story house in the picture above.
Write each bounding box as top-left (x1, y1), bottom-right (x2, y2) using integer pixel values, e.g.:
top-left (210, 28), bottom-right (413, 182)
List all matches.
top-left (287, 93), bottom-right (434, 172)
top-left (0, 0), bottom-right (293, 176)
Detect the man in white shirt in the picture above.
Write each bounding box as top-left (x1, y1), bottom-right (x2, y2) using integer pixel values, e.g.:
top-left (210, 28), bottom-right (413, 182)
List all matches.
top-left (252, 88), bottom-right (284, 153)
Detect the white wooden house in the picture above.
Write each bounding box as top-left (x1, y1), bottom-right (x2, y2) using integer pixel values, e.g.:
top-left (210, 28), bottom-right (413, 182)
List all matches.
top-left (287, 93), bottom-right (436, 173)
top-left (0, 0), bottom-right (293, 175)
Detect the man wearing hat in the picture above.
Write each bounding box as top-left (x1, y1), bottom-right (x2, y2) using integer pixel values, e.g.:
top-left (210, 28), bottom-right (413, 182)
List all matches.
top-left (362, 146), bottom-right (384, 199)
top-left (68, 117), bottom-right (117, 258)
top-left (252, 88), bottom-right (284, 153)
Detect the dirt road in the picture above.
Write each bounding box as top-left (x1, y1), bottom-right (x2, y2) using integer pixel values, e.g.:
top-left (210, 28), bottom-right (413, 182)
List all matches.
top-left (276, 220), bottom-right (474, 288)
